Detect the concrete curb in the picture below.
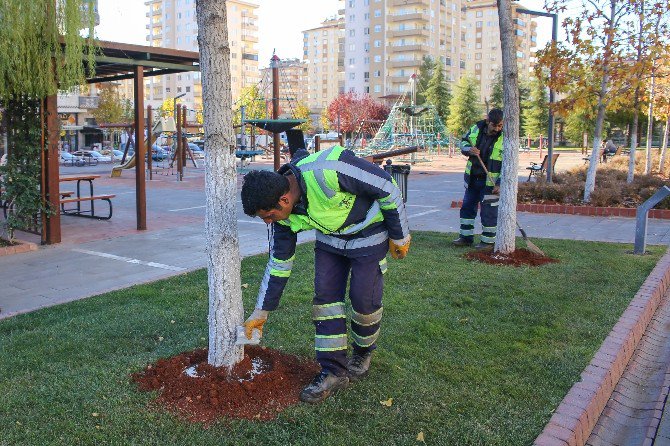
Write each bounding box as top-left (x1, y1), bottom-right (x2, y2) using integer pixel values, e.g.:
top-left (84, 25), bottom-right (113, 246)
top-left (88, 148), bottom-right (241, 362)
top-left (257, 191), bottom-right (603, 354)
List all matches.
top-left (534, 250), bottom-right (670, 446)
top-left (0, 239), bottom-right (39, 257)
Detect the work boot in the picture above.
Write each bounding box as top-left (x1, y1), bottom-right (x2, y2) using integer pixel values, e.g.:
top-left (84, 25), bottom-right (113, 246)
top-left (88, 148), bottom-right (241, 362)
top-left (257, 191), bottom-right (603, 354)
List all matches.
top-left (347, 351), bottom-right (372, 381)
top-left (299, 371), bottom-right (349, 404)
top-left (452, 237), bottom-right (473, 247)
top-left (474, 241), bottom-right (494, 251)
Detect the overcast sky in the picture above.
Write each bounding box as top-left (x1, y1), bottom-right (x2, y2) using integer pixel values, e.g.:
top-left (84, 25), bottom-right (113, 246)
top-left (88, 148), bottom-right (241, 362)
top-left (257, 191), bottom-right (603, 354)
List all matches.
top-left (96, 0), bottom-right (555, 65)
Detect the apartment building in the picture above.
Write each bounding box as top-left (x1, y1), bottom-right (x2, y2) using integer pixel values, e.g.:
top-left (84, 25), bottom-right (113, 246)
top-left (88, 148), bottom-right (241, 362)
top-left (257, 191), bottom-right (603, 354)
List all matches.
top-left (344, 0), bottom-right (536, 104)
top-left (302, 16), bottom-right (345, 120)
top-left (144, 0), bottom-right (260, 112)
top-left (259, 58), bottom-right (307, 116)
top-left (462, 0), bottom-right (537, 103)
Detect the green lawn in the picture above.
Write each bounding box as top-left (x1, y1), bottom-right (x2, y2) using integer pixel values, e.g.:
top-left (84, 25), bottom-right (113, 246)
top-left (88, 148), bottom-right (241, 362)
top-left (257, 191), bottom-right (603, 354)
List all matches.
top-left (0, 233), bottom-right (664, 446)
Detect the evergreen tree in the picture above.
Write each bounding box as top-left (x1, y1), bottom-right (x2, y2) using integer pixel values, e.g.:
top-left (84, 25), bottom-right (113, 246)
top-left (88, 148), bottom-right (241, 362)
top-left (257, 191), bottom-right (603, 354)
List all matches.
top-left (521, 76), bottom-right (549, 138)
top-left (517, 77), bottom-right (531, 137)
top-left (490, 69), bottom-right (504, 109)
top-left (425, 63), bottom-right (451, 123)
top-left (416, 56), bottom-right (437, 105)
top-left (447, 74), bottom-right (483, 136)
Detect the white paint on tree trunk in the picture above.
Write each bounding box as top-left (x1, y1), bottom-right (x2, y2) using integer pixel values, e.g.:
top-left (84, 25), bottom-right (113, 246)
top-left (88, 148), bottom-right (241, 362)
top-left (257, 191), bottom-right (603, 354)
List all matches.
top-left (196, 0), bottom-right (245, 368)
top-left (495, 0), bottom-right (520, 255)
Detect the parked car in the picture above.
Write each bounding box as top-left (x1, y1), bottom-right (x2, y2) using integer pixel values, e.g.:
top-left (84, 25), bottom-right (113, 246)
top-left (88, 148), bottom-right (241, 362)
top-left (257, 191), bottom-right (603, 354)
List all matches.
top-left (59, 151), bottom-right (85, 167)
top-left (73, 150), bottom-right (112, 164)
top-left (149, 145), bottom-right (169, 162)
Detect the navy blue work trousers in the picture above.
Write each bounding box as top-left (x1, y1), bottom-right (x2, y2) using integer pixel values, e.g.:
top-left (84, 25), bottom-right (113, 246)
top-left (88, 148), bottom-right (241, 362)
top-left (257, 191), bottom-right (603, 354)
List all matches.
top-left (313, 246), bottom-right (387, 376)
top-left (459, 177), bottom-right (499, 244)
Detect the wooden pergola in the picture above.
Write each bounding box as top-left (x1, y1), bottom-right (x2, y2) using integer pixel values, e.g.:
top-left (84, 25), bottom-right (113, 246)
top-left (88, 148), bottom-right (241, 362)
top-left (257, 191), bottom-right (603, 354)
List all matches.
top-left (42, 41), bottom-right (200, 244)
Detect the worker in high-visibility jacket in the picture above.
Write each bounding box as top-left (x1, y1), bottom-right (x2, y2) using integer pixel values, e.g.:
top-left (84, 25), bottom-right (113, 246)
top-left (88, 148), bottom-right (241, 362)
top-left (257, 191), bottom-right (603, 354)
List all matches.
top-left (240, 145), bottom-right (410, 404)
top-left (453, 108), bottom-right (504, 250)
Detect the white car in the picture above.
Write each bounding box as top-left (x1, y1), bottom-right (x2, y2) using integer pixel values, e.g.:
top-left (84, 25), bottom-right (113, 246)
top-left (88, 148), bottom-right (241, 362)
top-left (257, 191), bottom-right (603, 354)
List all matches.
top-left (73, 150), bottom-right (112, 163)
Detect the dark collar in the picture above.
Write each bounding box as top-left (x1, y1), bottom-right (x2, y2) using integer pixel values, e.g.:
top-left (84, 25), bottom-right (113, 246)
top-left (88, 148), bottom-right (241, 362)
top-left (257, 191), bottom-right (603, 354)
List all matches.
top-left (277, 162), bottom-right (308, 216)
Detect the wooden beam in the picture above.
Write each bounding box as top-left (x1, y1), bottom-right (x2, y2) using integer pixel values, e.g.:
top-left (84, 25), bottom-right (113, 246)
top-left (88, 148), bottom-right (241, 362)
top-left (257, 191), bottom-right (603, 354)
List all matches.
top-left (95, 55), bottom-right (200, 72)
top-left (87, 68), bottom-right (193, 84)
top-left (43, 95), bottom-right (61, 244)
top-left (134, 66), bottom-right (147, 230)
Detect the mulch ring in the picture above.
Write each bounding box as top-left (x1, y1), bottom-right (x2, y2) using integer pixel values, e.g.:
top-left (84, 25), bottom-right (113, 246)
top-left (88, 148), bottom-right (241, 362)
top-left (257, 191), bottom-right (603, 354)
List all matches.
top-left (465, 248), bottom-right (559, 267)
top-left (132, 346), bottom-right (320, 423)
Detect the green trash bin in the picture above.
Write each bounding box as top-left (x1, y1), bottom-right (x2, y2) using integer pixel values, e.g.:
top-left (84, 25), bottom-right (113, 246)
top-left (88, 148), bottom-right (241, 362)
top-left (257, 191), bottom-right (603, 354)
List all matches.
top-left (384, 159), bottom-right (410, 203)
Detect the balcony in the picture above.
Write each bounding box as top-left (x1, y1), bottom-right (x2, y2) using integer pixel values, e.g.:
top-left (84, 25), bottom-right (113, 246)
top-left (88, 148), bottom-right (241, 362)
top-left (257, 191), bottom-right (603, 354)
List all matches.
top-left (388, 75), bottom-right (413, 83)
top-left (391, 44), bottom-right (426, 53)
top-left (242, 33), bottom-right (258, 43)
top-left (387, 59), bottom-right (421, 68)
top-left (388, 28), bottom-right (431, 39)
top-left (390, 0), bottom-right (427, 6)
top-left (388, 12), bottom-right (430, 22)
top-left (152, 7), bottom-right (161, 15)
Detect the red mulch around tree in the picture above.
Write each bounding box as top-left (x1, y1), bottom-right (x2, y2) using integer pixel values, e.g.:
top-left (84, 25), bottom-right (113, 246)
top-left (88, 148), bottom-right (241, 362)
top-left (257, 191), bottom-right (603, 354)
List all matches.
top-left (132, 346), bottom-right (320, 423)
top-left (465, 248), bottom-right (559, 267)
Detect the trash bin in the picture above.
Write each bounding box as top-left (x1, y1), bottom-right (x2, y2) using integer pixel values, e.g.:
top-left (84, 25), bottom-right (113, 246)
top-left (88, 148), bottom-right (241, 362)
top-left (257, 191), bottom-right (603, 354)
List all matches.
top-left (384, 159), bottom-right (410, 203)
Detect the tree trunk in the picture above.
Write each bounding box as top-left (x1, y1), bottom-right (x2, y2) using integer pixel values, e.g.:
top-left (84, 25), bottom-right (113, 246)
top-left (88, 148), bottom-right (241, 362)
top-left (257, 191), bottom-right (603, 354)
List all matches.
top-left (659, 111), bottom-right (669, 173)
top-left (628, 89), bottom-right (639, 183)
top-left (645, 65), bottom-right (656, 175)
top-left (196, 0), bottom-right (245, 368)
top-left (494, 0), bottom-right (520, 254)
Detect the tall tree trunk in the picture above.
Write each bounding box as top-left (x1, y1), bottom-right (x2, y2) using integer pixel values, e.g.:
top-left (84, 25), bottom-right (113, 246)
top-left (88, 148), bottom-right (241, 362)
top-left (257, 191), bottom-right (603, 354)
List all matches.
top-left (628, 90), bottom-right (639, 183)
top-left (494, 0), bottom-right (520, 254)
top-left (196, 0), bottom-right (245, 368)
top-left (645, 64), bottom-right (656, 175)
top-left (584, 0), bottom-right (616, 202)
top-left (659, 111), bottom-right (669, 173)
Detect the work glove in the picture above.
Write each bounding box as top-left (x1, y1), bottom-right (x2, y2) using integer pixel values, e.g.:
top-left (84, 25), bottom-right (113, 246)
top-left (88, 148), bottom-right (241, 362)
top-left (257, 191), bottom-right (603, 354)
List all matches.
top-left (389, 235), bottom-right (411, 260)
top-left (243, 308), bottom-right (269, 339)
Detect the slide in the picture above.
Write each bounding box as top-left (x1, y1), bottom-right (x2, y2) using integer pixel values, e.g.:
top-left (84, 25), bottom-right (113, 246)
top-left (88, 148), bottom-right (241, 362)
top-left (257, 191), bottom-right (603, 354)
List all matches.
top-left (110, 154), bottom-right (137, 178)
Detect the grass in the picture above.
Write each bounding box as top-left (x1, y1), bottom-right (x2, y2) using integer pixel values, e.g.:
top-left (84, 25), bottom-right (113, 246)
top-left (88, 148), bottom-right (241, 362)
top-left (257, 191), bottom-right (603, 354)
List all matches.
top-left (0, 233), bottom-right (665, 446)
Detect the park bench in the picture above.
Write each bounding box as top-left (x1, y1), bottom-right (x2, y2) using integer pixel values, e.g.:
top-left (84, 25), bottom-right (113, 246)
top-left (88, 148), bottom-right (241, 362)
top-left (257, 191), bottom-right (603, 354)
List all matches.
top-left (236, 149), bottom-right (265, 167)
top-left (60, 194), bottom-right (115, 220)
top-left (526, 153), bottom-right (559, 181)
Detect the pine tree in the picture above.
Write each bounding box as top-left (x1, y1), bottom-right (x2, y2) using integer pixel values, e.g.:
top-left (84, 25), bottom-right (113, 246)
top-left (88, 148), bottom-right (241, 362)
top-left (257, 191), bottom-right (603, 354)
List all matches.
top-left (521, 76), bottom-right (549, 138)
top-left (490, 69), bottom-right (504, 109)
top-left (416, 56), bottom-right (437, 105)
top-left (425, 63), bottom-right (451, 123)
top-left (447, 74), bottom-right (483, 137)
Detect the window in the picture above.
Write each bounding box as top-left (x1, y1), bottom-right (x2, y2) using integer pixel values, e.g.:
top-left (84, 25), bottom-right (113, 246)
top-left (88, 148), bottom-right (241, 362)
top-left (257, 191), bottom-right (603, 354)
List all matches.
top-left (374, 40), bottom-right (381, 47)
top-left (476, 42), bottom-right (482, 49)
top-left (475, 53), bottom-right (481, 60)
top-left (349, 14), bottom-right (355, 22)
top-left (475, 63), bottom-right (481, 70)
top-left (476, 10), bottom-right (483, 17)
top-left (186, 86), bottom-right (191, 92)
top-left (374, 70), bottom-right (381, 77)
top-left (349, 58), bottom-right (355, 65)
top-left (476, 21), bottom-right (482, 28)
top-left (517, 51), bottom-right (524, 58)
top-left (349, 0), bottom-right (354, 6)
top-left (374, 24), bottom-right (381, 33)
top-left (349, 44), bottom-right (355, 51)
top-left (364, 72), bottom-right (369, 79)
top-left (177, 86), bottom-right (182, 93)
top-left (374, 84), bottom-right (381, 93)
top-left (364, 27), bottom-right (369, 35)
top-left (515, 29), bottom-right (525, 36)
top-left (374, 55), bottom-right (381, 62)
top-left (349, 29), bottom-right (355, 37)
top-left (166, 87), bottom-right (171, 93)
top-left (350, 72), bottom-right (355, 80)
top-left (374, 9), bottom-right (381, 17)
top-left (364, 12), bottom-right (370, 19)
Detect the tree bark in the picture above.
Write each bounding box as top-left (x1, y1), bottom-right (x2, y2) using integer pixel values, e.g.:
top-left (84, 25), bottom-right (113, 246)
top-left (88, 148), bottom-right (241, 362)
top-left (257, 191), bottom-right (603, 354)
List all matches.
top-left (645, 64), bottom-right (656, 175)
top-left (659, 111), bottom-right (669, 173)
top-left (196, 0), bottom-right (245, 368)
top-left (495, 0), bottom-right (520, 254)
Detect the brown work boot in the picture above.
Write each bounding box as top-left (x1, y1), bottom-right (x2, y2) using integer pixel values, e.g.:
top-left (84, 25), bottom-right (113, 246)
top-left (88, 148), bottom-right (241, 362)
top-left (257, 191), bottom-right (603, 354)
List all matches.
top-left (452, 237), bottom-right (473, 247)
top-left (347, 351), bottom-right (372, 381)
top-left (299, 371), bottom-right (349, 404)
top-left (474, 242), bottom-right (494, 251)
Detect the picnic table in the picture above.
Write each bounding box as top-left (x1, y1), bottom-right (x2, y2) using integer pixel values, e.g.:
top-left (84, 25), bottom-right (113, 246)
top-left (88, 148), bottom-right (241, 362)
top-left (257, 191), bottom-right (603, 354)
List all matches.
top-left (59, 174), bottom-right (115, 220)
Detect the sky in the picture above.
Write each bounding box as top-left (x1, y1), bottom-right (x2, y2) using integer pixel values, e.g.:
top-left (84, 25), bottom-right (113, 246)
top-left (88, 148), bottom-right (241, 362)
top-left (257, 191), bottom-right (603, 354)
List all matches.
top-left (96, 0), bottom-right (556, 65)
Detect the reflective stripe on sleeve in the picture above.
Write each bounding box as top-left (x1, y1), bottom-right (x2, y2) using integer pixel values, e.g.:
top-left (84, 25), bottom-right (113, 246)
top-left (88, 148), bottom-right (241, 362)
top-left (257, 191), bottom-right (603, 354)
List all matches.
top-left (312, 302), bottom-right (346, 321)
top-left (351, 307), bottom-right (383, 327)
top-left (269, 255), bottom-right (294, 278)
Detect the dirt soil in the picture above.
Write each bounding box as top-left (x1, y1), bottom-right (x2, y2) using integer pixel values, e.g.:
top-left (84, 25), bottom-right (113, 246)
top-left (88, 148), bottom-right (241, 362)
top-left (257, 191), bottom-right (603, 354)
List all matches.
top-left (0, 238), bottom-right (15, 247)
top-left (132, 346), bottom-right (320, 423)
top-left (465, 248), bottom-right (559, 267)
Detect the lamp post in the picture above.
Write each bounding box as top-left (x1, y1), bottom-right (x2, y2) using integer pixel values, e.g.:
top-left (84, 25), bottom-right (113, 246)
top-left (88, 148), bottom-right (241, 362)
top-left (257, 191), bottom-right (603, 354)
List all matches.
top-left (173, 92), bottom-right (186, 119)
top-left (517, 8), bottom-right (558, 182)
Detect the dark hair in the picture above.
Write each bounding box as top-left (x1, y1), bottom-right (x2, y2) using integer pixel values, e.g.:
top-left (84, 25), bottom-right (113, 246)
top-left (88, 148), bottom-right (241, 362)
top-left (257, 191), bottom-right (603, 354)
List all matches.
top-left (488, 108), bottom-right (503, 124)
top-left (241, 170), bottom-right (290, 216)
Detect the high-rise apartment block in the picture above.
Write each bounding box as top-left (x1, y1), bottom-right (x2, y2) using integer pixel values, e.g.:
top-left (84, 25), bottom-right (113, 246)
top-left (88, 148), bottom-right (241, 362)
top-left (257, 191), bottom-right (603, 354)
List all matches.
top-left (344, 0), bottom-right (537, 104)
top-left (259, 58), bottom-right (308, 116)
top-left (302, 16), bottom-right (345, 119)
top-left (144, 0), bottom-right (259, 112)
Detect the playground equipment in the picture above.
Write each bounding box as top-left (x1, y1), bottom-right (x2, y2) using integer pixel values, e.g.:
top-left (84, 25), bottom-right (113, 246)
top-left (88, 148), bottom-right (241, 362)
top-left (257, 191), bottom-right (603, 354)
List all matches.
top-left (110, 116), bottom-right (176, 178)
top-left (362, 75), bottom-right (455, 163)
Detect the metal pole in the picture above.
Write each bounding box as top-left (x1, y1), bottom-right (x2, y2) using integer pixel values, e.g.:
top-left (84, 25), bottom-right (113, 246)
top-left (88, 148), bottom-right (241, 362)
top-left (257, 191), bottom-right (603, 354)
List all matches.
top-left (634, 186), bottom-right (670, 254)
top-left (271, 54), bottom-right (281, 171)
top-left (240, 105), bottom-right (246, 149)
top-left (176, 104), bottom-right (183, 181)
top-left (147, 105), bottom-right (153, 180)
top-left (546, 14), bottom-right (557, 182)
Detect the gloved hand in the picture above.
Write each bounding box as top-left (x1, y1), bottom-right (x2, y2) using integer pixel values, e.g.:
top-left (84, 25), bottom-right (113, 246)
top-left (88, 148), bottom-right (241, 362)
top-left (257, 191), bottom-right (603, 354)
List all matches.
top-left (389, 235), bottom-right (411, 260)
top-left (243, 308), bottom-right (269, 339)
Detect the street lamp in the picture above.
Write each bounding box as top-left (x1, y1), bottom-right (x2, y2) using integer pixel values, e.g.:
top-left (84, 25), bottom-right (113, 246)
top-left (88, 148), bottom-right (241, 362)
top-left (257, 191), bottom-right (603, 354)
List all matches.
top-left (173, 92), bottom-right (187, 119)
top-left (517, 8), bottom-right (558, 182)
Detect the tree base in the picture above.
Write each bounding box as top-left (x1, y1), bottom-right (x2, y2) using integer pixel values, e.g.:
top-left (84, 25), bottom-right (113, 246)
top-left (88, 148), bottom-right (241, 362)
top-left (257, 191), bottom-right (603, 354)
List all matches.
top-left (132, 346), bottom-right (320, 423)
top-left (464, 248), bottom-right (559, 267)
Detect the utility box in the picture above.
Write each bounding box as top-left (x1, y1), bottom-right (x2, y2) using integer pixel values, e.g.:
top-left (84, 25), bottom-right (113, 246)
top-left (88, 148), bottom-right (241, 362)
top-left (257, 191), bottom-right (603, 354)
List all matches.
top-left (384, 159), bottom-right (410, 203)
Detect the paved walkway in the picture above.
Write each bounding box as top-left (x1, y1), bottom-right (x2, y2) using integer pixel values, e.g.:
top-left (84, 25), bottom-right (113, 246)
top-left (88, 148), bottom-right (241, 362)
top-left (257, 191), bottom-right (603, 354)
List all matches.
top-left (1, 159), bottom-right (669, 444)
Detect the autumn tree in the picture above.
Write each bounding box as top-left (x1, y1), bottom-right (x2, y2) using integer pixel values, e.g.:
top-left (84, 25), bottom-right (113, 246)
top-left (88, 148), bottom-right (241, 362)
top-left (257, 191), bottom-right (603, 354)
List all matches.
top-left (294, 102), bottom-right (313, 133)
top-left (447, 74), bottom-right (482, 137)
top-left (158, 98), bottom-right (175, 118)
top-left (234, 84), bottom-right (266, 127)
top-left (325, 92), bottom-right (389, 140)
top-left (195, 0), bottom-right (244, 368)
top-left (91, 84), bottom-right (126, 124)
top-left (425, 63), bottom-right (451, 123)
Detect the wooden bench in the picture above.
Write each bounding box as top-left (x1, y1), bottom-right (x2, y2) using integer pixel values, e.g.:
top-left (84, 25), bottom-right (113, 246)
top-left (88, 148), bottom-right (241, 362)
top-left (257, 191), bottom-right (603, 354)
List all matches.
top-left (60, 194), bottom-right (115, 220)
top-left (526, 153), bottom-right (559, 181)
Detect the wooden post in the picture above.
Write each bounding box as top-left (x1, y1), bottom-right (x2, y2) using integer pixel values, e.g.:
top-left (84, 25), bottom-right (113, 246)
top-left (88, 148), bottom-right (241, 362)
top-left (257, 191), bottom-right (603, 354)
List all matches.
top-left (315, 135), bottom-right (320, 152)
top-left (134, 66), bottom-right (147, 230)
top-left (147, 105), bottom-right (153, 180)
top-left (176, 104), bottom-right (183, 180)
top-left (43, 95), bottom-right (61, 244)
top-left (271, 54), bottom-right (281, 171)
